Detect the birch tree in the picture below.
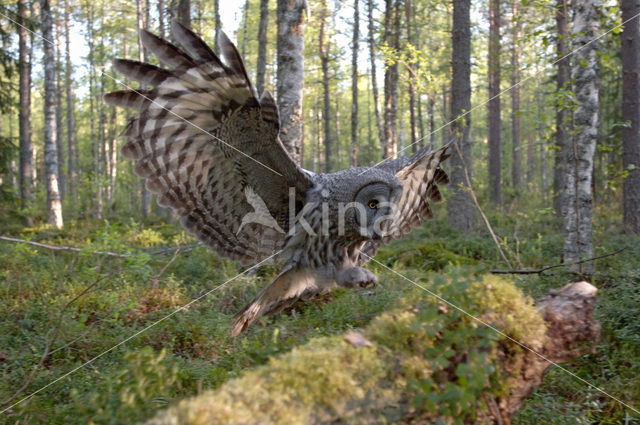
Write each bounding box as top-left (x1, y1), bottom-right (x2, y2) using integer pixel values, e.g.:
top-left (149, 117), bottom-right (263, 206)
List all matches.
top-left (562, 0), bottom-right (600, 274)
top-left (276, 0), bottom-right (307, 165)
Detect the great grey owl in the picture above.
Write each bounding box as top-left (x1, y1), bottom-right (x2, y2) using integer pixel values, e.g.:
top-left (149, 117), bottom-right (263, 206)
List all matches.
top-left (104, 22), bottom-right (453, 336)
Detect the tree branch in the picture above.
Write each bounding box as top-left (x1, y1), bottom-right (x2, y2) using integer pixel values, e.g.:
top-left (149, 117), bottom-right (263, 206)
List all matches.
top-left (488, 247), bottom-right (627, 275)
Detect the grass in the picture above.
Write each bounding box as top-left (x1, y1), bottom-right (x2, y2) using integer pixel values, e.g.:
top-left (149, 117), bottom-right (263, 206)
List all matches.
top-left (0, 210), bottom-right (639, 424)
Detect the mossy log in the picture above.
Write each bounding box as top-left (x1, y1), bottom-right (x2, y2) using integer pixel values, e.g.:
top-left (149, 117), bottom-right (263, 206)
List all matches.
top-left (145, 277), bottom-right (599, 425)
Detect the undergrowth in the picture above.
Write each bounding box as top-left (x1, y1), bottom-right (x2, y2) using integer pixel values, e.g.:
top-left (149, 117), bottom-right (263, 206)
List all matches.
top-left (0, 208), bottom-right (638, 424)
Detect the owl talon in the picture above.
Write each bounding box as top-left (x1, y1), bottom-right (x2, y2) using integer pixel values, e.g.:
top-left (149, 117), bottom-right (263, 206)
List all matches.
top-left (337, 267), bottom-right (378, 289)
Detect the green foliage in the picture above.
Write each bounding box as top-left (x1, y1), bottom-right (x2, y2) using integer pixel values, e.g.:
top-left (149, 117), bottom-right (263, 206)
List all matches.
top-left (146, 273), bottom-right (544, 425)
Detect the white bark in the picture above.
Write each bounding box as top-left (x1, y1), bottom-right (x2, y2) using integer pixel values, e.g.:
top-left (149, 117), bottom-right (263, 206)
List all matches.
top-left (563, 0), bottom-right (600, 274)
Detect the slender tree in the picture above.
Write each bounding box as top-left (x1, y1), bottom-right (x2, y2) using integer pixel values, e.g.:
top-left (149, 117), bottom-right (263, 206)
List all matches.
top-left (256, 0), bottom-right (269, 94)
top-left (158, 0), bottom-right (165, 37)
top-left (405, 0), bottom-right (418, 153)
top-left (350, 0), bottom-right (359, 166)
top-left (554, 0), bottom-right (570, 217)
top-left (488, 0), bottom-right (502, 204)
top-left (17, 0), bottom-right (33, 226)
top-left (622, 0), bottom-right (640, 233)
top-left (563, 0), bottom-right (600, 274)
top-left (55, 12), bottom-right (65, 200)
top-left (367, 0), bottom-right (384, 152)
top-left (383, 0), bottom-right (398, 159)
top-left (276, 0), bottom-right (306, 164)
top-left (447, 0), bottom-right (474, 231)
top-left (64, 0), bottom-right (76, 199)
top-left (511, 0), bottom-right (521, 189)
top-left (137, 0), bottom-right (150, 217)
top-left (177, 0), bottom-right (190, 28)
top-left (319, 0), bottom-right (332, 171)
top-left (41, 0), bottom-right (64, 228)
top-left (214, 0), bottom-right (220, 47)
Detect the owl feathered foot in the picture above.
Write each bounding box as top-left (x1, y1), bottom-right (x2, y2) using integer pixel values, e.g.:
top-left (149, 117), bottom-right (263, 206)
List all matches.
top-left (337, 267), bottom-right (377, 289)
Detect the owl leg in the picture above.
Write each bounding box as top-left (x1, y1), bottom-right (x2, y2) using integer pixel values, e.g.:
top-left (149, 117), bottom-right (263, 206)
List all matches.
top-left (336, 267), bottom-right (377, 289)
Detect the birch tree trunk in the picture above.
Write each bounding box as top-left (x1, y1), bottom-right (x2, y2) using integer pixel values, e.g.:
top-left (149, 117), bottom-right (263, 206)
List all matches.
top-left (367, 0), bottom-right (384, 154)
top-left (41, 0), bottom-right (64, 228)
top-left (18, 0), bottom-right (33, 226)
top-left (447, 0), bottom-right (474, 232)
top-left (276, 0), bottom-right (306, 165)
top-left (350, 0), bottom-right (359, 167)
top-left (554, 0), bottom-right (570, 217)
top-left (622, 0), bottom-right (640, 233)
top-left (488, 0), bottom-right (501, 204)
top-left (563, 0), bottom-right (600, 274)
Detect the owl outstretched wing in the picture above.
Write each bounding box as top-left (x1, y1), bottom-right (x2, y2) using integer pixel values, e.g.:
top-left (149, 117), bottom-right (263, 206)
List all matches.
top-left (361, 142), bottom-right (453, 260)
top-left (104, 22), bottom-right (312, 265)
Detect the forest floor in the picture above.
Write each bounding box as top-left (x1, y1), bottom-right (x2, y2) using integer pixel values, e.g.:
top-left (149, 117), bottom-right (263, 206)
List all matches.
top-left (0, 204), bottom-right (639, 424)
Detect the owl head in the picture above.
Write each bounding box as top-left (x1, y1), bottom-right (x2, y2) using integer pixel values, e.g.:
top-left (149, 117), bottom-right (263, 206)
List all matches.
top-left (313, 168), bottom-right (403, 241)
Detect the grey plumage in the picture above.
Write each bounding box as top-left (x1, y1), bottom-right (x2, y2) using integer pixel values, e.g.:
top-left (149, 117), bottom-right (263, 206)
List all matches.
top-left (105, 22), bottom-right (454, 336)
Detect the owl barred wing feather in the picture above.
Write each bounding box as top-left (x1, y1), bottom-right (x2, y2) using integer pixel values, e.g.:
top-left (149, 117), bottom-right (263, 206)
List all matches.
top-left (104, 22), bottom-right (312, 265)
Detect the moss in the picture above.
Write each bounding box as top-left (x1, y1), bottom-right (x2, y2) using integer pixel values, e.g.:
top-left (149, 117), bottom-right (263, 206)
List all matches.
top-left (146, 273), bottom-right (548, 425)
top-left (378, 241), bottom-right (478, 271)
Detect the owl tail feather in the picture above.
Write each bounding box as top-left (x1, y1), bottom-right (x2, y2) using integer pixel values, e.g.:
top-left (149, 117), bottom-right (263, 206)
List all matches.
top-left (231, 266), bottom-right (318, 336)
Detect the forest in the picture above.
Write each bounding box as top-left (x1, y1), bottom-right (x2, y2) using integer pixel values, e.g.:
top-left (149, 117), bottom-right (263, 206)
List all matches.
top-left (0, 0), bottom-right (639, 422)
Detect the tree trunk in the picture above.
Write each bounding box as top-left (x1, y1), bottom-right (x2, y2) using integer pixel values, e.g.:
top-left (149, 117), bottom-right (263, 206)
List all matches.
top-left (350, 0), bottom-right (359, 167)
top-left (41, 0), bottom-right (64, 228)
top-left (622, 0), bottom-right (640, 233)
top-left (256, 0), bottom-right (269, 95)
top-left (335, 94), bottom-right (342, 168)
top-left (527, 134), bottom-right (534, 185)
top-left (86, 4), bottom-right (99, 218)
top-left (137, 0), bottom-right (150, 217)
top-left (511, 0), bottom-right (521, 189)
top-left (18, 0), bottom-right (33, 226)
top-left (428, 96), bottom-right (435, 149)
top-left (367, 0), bottom-right (384, 155)
top-left (447, 0), bottom-right (474, 232)
top-left (240, 0), bottom-right (249, 58)
top-left (55, 12), bottom-right (65, 201)
top-left (405, 0), bottom-right (418, 154)
top-left (563, 0), bottom-right (600, 275)
top-left (554, 0), bottom-right (570, 217)
top-left (536, 74), bottom-right (547, 197)
top-left (276, 0), bottom-right (306, 165)
top-left (319, 0), bottom-right (331, 171)
top-left (177, 0), bottom-right (190, 28)
top-left (214, 0), bottom-right (220, 48)
top-left (488, 0), bottom-right (501, 205)
top-left (158, 0), bottom-right (165, 37)
top-left (64, 0), bottom-right (76, 200)
top-left (383, 0), bottom-right (398, 159)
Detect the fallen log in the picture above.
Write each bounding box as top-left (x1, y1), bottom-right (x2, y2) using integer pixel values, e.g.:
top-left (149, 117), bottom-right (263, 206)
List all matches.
top-left (144, 277), bottom-right (600, 425)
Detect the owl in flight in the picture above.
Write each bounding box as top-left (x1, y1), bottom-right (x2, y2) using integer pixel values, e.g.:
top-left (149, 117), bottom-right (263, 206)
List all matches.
top-left (104, 22), bottom-right (452, 336)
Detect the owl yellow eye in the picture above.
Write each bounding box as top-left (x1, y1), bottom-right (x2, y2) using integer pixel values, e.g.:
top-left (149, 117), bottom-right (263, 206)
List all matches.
top-left (368, 199), bottom-right (379, 209)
